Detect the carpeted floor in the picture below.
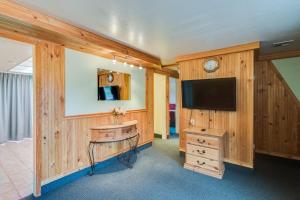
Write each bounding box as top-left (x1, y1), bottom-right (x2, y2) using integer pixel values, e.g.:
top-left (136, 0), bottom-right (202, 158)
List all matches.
top-left (30, 138), bottom-right (300, 200)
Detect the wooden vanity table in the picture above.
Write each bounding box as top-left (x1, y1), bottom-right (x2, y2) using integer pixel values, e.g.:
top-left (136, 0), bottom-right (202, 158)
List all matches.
top-left (89, 120), bottom-right (139, 175)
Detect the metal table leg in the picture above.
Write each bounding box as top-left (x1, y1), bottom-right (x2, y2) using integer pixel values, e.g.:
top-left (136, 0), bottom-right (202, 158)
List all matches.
top-left (117, 134), bottom-right (139, 168)
top-left (88, 142), bottom-right (96, 175)
top-left (88, 133), bottom-right (140, 175)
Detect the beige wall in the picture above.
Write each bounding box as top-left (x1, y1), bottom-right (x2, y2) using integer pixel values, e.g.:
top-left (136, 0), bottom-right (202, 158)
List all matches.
top-left (65, 48), bottom-right (146, 116)
top-left (154, 73), bottom-right (167, 139)
top-left (272, 57), bottom-right (300, 101)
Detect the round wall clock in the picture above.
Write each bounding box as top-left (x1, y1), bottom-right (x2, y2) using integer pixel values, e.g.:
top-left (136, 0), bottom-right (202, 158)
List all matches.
top-left (107, 73), bottom-right (114, 83)
top-left (203, 58), bottom-right (219, 73)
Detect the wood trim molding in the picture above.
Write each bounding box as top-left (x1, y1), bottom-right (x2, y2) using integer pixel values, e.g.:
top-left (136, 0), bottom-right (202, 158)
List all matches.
top-left (0, 1), bottom-right (161, 68)
top-left (64, 109), bottom-right (148, 120)
top-left (223, 158), bottom-right (254, 169)
top-left (165, 76), bottom-right (170, 138)
top-left (153, 68), bottom-right (179, 79)
top-left (258, 50), bottom-right (300, 61)
top-left (34, 43), bottom-right (42, 197)
top-left (255, 149), bottom-right (300, 161)
top-left (0, 27), bottom-right (39, 44)
top-left (162, 63), bottom-right (178, 68)
top-left (176, 41), bottom-right (260, 62)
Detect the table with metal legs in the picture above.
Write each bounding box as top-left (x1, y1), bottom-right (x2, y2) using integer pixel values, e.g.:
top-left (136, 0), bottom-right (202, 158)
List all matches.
top-left (88, 133), bottom-right (139, 175)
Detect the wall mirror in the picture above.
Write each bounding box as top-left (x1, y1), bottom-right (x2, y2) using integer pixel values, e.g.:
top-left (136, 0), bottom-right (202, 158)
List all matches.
top-left (97, 68), bottom-right (131, 100)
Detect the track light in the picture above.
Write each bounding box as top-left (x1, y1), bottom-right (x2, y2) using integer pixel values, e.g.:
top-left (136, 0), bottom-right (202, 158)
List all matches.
top-left (112, 55), bottom-right (116, 64)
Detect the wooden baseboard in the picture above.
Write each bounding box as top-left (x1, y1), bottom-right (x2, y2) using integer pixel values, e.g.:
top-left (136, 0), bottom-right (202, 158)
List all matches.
top-left (179, 150), bottom-right (185, 157)
top-left (255, 150), bottom-right (300, 161)
top-left (223, 158), bottom-right (253, 169)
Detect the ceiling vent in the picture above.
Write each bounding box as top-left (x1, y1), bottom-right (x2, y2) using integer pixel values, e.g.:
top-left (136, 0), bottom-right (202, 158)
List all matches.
top-left (272, 40), bottom-right (294, 47)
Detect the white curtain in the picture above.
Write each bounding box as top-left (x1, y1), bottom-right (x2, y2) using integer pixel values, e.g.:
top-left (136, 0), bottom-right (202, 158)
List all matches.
top-left (0, 73), bottom-right (33, 143)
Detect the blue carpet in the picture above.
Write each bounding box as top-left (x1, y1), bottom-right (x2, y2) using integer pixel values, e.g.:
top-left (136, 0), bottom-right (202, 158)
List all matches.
top-left (30, 138), bottom-right (300, 200)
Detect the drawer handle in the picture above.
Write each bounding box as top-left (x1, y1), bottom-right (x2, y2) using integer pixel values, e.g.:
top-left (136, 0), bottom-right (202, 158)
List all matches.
top-left (197, 161), bottom-right (206, 165)
top-left (197, 139), bottom-right (206, 144)
top-left (197, 150), bottom-right (206, 154)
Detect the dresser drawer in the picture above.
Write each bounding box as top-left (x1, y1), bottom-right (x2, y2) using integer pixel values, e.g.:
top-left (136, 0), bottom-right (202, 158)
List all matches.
top-left (186, 134), bottom-right (220, 149)
top-left (186, 154), bottom-right (220, 172)
top-left (187, 144), bottom-right (219, 160)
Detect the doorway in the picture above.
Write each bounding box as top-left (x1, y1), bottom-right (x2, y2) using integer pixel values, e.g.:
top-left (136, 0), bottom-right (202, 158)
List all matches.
top-left (169, 77), bottom-right (179, 137)
top-left (0, 37), bottom-right (34, 199)
top-left (153, 73), bottom-right (168, 139)
top-left (153, 73), bottom-right (180, 140)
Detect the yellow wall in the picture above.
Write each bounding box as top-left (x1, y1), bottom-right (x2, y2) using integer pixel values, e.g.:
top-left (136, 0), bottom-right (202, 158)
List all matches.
top-left (154, 73), bottom-right (167, 139)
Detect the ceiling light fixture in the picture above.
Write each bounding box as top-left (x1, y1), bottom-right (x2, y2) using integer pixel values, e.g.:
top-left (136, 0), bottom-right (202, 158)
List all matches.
top-left (139, 66), bottom-right (143, 70)
top-left (123, 61), bottom-right (127, 66)
top-left (130, 64), bottom-right (134, 68)
top-left (112, 55), bottom-right (117, 64)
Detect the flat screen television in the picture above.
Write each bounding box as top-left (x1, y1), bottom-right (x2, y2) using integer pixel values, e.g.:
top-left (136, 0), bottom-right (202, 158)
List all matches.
top-left (98, 85), bottom-right (120, 100)
top-left (181, 77), bottom-right (236, 111)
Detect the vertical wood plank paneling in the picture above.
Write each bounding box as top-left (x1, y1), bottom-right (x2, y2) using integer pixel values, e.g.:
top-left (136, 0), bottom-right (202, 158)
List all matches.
top-left (254, 60), bottom-right (300, 160)
top-left (146, 69), bottom-right (154, 141)
top-left (166, 76), bottom-right (170, 138)
top-left (34, 43), bottom-right (42, 196)
top-left (36, 42), bottom-right (154, 183)
top-left (179, 50), bottom-right (255, 168)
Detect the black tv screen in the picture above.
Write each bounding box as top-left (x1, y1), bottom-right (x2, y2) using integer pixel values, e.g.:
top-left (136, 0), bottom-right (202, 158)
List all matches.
top-left (98, 86), bottom-right (120, 100)
top-left (182, 77), bottom-right (236, 111)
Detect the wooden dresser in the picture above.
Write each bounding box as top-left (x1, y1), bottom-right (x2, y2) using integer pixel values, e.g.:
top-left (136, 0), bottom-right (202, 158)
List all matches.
top-left (183, 127), bottom-right (226, 179)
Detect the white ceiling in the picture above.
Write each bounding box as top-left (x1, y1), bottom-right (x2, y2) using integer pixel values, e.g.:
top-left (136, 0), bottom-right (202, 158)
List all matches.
top-left (15, 0), bottom-right (300, 64)
top-left (10, 57), bottom-right (33, 74)
top-left (0, 37), bottom-right (32, 73)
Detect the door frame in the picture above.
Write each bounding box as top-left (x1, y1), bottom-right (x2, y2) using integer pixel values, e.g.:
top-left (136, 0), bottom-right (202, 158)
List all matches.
top-left (0, 33), bottom-right (41, 196)
top-left (153, 72), bottom-right (169, 139)
top-left (153, 71), bottom-right (180, 139)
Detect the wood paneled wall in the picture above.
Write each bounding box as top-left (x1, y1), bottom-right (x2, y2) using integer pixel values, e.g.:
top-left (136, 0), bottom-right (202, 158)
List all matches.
top-left (35, 42), bottom-right (154, 183)
top-left (178, 50), bottom-right (255, 168)
top-left (254, 60), bottom-right (300, 160)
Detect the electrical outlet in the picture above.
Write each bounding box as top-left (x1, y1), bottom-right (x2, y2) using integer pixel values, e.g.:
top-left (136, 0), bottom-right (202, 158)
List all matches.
top-left (190, 118), bottom-right (195, 126)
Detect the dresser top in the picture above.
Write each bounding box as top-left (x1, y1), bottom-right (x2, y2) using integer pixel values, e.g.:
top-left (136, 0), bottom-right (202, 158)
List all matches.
top-left (90, 120), bottom-right (137, 130)
top-left (184, 127), bottom-right (226, 137)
